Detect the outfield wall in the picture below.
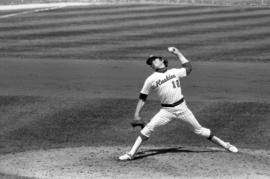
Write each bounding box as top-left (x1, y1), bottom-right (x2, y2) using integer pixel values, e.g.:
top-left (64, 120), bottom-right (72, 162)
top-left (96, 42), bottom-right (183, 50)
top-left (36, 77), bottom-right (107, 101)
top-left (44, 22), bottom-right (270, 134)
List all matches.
top-left (1, 0), bottom-right (270, 6)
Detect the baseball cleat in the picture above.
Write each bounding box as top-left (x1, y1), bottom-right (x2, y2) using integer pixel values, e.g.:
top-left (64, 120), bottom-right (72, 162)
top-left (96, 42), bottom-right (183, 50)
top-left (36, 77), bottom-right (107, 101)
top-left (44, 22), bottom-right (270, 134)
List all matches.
top-left (225, 143), bottom-right (238, 153)
top-left (119, 153), bottom-right (133, 161)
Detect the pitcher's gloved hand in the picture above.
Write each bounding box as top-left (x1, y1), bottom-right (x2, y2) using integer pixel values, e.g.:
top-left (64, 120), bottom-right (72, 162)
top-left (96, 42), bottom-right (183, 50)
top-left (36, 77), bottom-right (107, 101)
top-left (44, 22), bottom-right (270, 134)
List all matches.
top-left (131, 119), bottom-right (145, 129)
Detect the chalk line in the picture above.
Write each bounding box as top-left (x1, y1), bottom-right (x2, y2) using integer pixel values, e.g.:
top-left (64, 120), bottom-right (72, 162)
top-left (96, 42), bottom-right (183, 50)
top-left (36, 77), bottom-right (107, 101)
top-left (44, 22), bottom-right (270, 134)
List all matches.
top-left (0, 2), bottom-right (92, 19)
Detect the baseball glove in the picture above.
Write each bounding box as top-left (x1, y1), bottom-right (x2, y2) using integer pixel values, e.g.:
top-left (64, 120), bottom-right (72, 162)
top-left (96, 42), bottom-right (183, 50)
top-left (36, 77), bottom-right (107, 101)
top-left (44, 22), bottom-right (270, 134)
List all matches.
top-left (131, 119), bottom-right (145, 129)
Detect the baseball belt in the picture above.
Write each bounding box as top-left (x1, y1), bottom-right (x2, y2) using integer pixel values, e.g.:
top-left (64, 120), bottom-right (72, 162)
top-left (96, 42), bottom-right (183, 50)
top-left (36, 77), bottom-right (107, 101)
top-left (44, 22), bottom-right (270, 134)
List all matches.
top-left (161, 98), bottom-right (184, 107)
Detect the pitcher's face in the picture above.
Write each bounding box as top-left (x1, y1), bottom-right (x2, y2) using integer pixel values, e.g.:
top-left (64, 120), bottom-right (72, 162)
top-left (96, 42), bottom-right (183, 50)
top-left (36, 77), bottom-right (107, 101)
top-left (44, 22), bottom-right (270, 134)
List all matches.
top-left (151, 58), bottom-right (165, 70)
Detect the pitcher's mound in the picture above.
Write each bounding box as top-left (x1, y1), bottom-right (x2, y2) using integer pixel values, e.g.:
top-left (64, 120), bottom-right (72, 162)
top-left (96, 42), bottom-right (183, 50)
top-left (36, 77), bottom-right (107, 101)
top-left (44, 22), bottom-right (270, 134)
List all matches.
top-left (0, 146), bottom-right (269, 179)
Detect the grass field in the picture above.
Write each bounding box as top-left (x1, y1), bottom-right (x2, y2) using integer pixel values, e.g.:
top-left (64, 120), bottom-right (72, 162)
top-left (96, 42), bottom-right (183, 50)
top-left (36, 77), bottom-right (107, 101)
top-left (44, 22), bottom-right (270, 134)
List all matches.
top-left (1, 4), bottom-right (270, 62)
top-left (0, 96), bottom-right (269, 154)
top-left (0, 3), bottom-right (269, 179)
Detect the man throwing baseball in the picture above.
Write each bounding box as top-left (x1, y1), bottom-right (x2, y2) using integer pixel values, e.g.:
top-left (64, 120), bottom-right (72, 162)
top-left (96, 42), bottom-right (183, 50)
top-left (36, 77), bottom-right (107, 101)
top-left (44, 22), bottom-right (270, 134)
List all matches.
top-left (119, 47), bottom-right (238, 161)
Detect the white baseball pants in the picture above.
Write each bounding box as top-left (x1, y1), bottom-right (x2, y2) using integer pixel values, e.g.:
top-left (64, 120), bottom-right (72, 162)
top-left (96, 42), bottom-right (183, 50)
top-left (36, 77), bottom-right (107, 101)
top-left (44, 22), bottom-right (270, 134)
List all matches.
top-left (141, 101), bottom-right (211, 138)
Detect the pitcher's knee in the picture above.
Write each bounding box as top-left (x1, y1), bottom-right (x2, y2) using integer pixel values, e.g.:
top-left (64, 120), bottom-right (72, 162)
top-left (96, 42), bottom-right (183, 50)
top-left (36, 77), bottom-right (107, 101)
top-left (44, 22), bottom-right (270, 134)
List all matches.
top-left (141, 124), bottom-right (154, 138)
top-left (139, 132), bottom-right (149, 141)
top-left (194, 127), bottom-right (211, 138)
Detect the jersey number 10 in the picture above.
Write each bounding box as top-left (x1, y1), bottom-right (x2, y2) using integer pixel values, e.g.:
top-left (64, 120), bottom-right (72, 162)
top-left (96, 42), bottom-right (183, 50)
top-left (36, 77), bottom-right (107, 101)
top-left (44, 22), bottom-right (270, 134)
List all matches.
top-left (172, 80), bottom-right (181, 88)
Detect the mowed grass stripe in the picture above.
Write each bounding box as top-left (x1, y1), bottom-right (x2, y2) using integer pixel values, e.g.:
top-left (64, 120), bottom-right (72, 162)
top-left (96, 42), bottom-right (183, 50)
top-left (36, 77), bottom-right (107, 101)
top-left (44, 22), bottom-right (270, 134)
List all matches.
top-left (4, 4), bottom-right (210, 22)
top-left (1, 6), bottom-right (269, 33)
top-left (2, 16), bottom-right (270, 52)
top-left (32, 4), bottom-right (205, 18)
top-left (1, 5), bottom-right (270, 62)
top-left (2, 34), bottom-right (270, 61)
top-left (43, 4), bottom-right (208, 15)
top-left (4, 37), bottom-right (270, 57)
top-left (6, 33), bottom-right (270, 61)
top-left (22, 6), bottom-right (270, 22)
top-left (237, 53), bottom-right (270, 61)
top-left (1, 6), bottom-right (268, 30)
top-left (3, 24), bottom-right (270, 52)
top-left (1, 7), bottom-right (270, 40)
top-left (0, 4), bottom-right (206, 26)
top-left (102, 33), bottom-right (270, 54)
top-left (2, 28), bottom-right (270, 57)
top-left (2, 11), bottom-right (269, 43)
top-left (5, 46), bottom-right (269, 61)
top-left (0, 6), bottom-right (236, 32)
top-left (2, 7), bottom-right (269, 31)
top-left (0, 6), bottom-right (224, 31)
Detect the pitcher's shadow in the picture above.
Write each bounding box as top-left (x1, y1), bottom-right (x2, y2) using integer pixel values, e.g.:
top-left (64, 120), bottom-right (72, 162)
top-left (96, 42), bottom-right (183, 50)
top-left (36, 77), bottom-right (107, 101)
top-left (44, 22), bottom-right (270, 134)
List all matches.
top-left (133, 146), bottom-right (223, 160)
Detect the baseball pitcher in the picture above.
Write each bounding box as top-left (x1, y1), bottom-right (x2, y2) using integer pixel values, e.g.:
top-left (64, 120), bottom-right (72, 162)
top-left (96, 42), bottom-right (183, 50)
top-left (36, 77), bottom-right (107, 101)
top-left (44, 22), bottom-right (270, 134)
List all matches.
top-left (119, 47), bottom-right (238, 161)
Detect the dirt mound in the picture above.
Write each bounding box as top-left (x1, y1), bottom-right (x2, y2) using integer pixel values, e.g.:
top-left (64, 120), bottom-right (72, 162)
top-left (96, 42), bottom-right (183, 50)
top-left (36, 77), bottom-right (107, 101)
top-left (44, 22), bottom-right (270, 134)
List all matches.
top-left (0, 146), bottom-right (269, 178)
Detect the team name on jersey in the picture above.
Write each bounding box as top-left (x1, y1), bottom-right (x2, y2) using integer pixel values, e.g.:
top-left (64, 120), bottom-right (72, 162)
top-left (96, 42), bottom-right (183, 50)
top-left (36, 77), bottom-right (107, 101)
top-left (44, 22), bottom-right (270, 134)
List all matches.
top-left (155, 74), bottom-right (176, 87)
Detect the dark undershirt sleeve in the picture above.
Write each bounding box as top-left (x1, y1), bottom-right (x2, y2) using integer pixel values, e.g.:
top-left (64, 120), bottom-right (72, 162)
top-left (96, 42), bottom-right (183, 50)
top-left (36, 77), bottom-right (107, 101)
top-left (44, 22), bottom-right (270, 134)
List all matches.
top-left (182, 62), bottom-right (192, 75)
top-left (139, 93), bottom-right (148, 101)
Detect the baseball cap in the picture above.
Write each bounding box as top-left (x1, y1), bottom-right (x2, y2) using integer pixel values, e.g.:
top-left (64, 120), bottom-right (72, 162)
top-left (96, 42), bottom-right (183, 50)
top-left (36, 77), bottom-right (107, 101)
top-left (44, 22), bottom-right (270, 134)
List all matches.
top-left (146, 55), bottom-right (163, 65)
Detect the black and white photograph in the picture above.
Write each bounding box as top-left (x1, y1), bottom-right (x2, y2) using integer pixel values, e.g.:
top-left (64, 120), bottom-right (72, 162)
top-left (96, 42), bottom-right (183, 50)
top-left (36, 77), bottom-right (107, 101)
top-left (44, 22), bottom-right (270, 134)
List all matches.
top-left (0, 0), bottom-right (269, 178)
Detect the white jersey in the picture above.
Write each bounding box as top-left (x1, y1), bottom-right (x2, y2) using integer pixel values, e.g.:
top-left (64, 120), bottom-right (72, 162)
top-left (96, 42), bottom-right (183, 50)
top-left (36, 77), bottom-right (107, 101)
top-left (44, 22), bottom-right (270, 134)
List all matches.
top-left (140, 68), bottom-right (187, 104)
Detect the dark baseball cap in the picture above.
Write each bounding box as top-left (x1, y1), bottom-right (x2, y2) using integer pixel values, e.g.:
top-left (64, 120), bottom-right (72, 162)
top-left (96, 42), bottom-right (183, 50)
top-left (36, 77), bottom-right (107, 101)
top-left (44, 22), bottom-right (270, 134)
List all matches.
top-left (146, 55), bottom-right (163, 65)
